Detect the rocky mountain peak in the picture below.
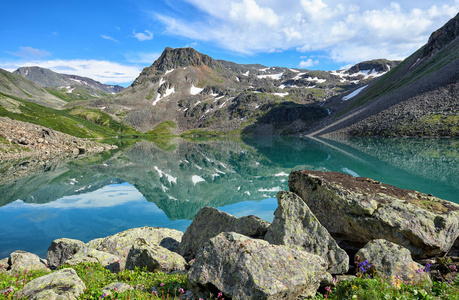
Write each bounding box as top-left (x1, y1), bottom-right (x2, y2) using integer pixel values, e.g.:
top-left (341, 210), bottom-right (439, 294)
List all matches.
top-left (151, 47), bottom-right (220, 71)
top-left (422, 12), bottom-right (459, 57)
top-left (347, 59), bottom-right (400, 75)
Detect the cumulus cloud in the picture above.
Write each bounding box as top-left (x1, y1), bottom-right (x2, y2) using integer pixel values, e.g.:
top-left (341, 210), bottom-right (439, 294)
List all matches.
top-left (101, 35), bottom-right (119, 43)
top-left (7, 46), bottom-right (51, 59)
top-left (133, 29), bottom-right (154, 41)
top-left (299, 58), bottom-right (319, 68)
top-left (156, 0), bottom-right (459, 63)
top-left (1, 59), bottom-right (142, 84)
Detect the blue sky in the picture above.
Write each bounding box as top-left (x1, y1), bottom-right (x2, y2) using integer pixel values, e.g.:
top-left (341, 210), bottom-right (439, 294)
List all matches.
top-left (1, 0), bottom-right (458, 86)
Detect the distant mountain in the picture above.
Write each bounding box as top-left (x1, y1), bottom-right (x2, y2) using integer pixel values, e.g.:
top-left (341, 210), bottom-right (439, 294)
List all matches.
top-left (14, 66), bottom-right (124, 101)
top-left (0, 68), bottom-right (66, 108)
top-left (83, 47), bottom-right (396, 135)
top-left (311, 13), bottom-right (459, 137)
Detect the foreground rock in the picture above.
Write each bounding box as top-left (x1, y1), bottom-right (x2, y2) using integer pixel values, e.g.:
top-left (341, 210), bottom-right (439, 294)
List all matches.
top-left (87, 227), bottom-right (183, 268)
top-left (289, 170), bottom-right (459, 258)
top-left (265, 191), bottom-right (349, 274)
top-left (188, 232), bottom-right (328, 299)
top-left (178, 206), bottom-right (270, 261)
top-left (355, 239), bottom-right (431, 285)
top-left (17, 268), bottom-right (85, 300)
top-left (125, 238), bottom-right (186, 273)
top-left (3, 251), bottom-right (49, 275)
top-left (62, 248), bottom-right (121, 272)
top-left (47, 238), bottom-right (86, 269)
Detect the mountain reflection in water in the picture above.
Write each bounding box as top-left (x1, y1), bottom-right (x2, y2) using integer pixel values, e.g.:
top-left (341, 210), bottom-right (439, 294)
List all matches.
top-left (0, 137), bottom-right (457, 258)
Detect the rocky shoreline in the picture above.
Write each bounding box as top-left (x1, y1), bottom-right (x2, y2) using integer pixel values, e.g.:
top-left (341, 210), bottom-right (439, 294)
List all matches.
top-left (0, 117), bottom-right (117, 183)
top-left (1, 170), bottom-right (458, 299)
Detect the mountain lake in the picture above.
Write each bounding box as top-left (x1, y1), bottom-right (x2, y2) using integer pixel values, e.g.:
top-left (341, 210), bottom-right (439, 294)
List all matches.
top-left (0, 136), bottom-right (458, 258)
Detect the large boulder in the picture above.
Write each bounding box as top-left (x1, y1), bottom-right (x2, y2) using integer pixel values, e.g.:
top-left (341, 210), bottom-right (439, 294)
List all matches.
top-left (86, 227), bottom-right (183, 267)
top-left (188, 232), bottom-right (328, 299)
top-left (265, 191), bottom-right (349, 274)
top-left (289, 170), bottom-right (459, 258)
top-left (178, 207), bottom-right (270, 260)
top-left (125, 238), bottom-right (186, 273)
top-left (355, 239), bottom-right (431, 285)
top-left (62, 248), bottom-right (121, 272)
top-left (16, 268), bottom-right (85, 300)
top-left (47, 238), bottom-right (86, 269)
top-left (7, 251), bottom-right (49, 274)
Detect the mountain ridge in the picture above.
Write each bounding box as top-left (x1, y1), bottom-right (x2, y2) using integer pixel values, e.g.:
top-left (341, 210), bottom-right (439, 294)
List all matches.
top-left (81, 46), bottom-right (398, 135)
top-left (13, 66), bottom-right (124, 101)
top-left (309, 12), bottom-right (459, 137)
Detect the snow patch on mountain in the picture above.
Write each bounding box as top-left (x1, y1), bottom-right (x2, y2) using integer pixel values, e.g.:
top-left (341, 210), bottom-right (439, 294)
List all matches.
top-left (190, 85), bottom-right (204, 95)
top-left (257, 73), bottom-right (283, 80)
top-left (342, 85), bottom-right (367, 101)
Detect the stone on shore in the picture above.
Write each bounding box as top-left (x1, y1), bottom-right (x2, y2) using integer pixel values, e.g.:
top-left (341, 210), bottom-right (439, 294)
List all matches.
top-left (16, 268), bottom-right (85, 300)
top-left (265, 191), bottom-right (349, 274)
top-left (62, 248), bottom-right (121, 272)
top-left (289, 170), bottom-right (459, 258)
top-left (177, 206), bottom-right (270, 261)
top-left (47, 238), bottom-right (86, 269)
top-left (188, 232), bottom-right (328, 300)
top-left (125, 238), bottom-right (186, 273)
top-left (6, 251), bottom-right (49, 274)
top-left (355, 239), bottom-right (431, 285)
top-left (86, 227), bottom-right (183, 268)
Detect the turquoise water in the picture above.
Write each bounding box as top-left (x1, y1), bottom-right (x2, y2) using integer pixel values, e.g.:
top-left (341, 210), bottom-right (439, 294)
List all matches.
top-left (0, 137), bottom-right (457, 258)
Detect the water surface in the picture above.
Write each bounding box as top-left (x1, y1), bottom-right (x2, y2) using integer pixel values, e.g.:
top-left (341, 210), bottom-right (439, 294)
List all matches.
top-left (0, 137), bottom-right (457, 258)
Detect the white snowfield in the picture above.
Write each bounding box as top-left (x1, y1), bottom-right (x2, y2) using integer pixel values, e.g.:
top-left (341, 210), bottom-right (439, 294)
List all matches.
top-left (190, 84), bottom-right (204, 95)
top-left (153, 86), bottom-right (175, 105)
top-left (257, 73), bottom-right (284, 80)
top-left (342, 85), bottom-right (368, 101)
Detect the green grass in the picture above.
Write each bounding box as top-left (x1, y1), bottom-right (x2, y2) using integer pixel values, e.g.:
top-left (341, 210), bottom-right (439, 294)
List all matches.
top-left (314, 274), bottom-right (459, 300)
top-left (0, 93), bottom-right (138, 139)
top-left (2, 261), bottom-right (458, 300)
top-left (147, 120), bottom-right (177, 136)
top-left (0, 263), bottom-right (187, 300)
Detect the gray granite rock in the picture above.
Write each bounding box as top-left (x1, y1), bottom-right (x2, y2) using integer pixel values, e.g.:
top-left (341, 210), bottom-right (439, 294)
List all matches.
top-left (16, 268), bottom-right (85, 300)
top-left (289, 170), bottom-right (459, 258)
top-left (47, 238), bottom-right (86, 269)
top-left (178, 206), bottom-right (270, 261)
top-left (265, 191), bottom-right (349, 274)
top-left (125, 238), bottom-right (186, 273)
top-left (188, 232), bottom-right (328, 299)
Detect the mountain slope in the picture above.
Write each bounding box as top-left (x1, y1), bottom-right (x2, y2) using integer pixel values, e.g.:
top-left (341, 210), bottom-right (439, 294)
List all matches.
top-left (0, 68), bottom-right (67, 109)
top-left (14, 66), bottom-right (123, 101)
top-left (311, 13), bottom-right (459, 137)
top-left (83, 47), bottom-right (397, 135)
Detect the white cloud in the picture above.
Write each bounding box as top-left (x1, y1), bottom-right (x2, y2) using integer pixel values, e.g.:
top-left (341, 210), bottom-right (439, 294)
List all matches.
top-left (133, 29), bottom-right (154, 41)
top-left (0, 59), bottom-right (142, 84)
top-left (299, 58), bottom-right (319, 68)
top-left (7, 46), bottom-right (51, 59)
top-left (11, 184), bottom-right (146, 209)
top-left (101, 35), bottom-right (119, 43)
top-left (156, 0), bottom-right (459, 63)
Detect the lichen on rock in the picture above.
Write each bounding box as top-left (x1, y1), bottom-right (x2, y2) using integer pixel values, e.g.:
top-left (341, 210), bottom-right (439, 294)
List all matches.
top-left (17, 268), bottom-right (85, 300)
top-left (177, 206), bottom-right (270, 261)
top-left (125, 238), bottom-right (186, 273)
top-left (265, 191), bottom-right (349, 274)
top-left (288, 170), bottom-right (459, 258)
top-left (188, 232), bottom-right (328, 299)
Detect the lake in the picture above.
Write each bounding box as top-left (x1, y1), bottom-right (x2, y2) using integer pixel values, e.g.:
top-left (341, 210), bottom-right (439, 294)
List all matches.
top-left (0, 137), bottom-right (458, 258)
